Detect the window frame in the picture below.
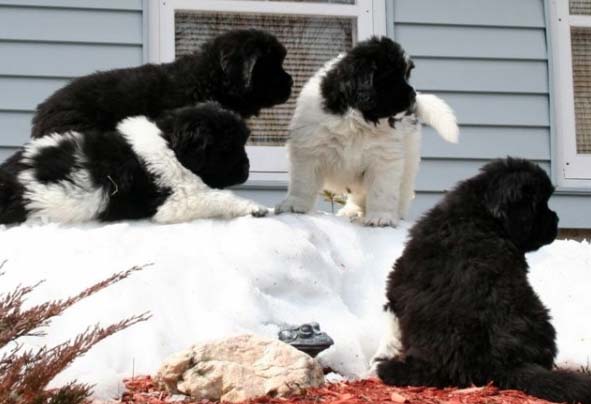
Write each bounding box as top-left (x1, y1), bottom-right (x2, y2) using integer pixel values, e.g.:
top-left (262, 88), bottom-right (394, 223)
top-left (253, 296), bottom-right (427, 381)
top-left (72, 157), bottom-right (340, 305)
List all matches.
top-left (147, 0), bottom-right (387, 184)
top-left (549, 0), bottom-right (591, 188)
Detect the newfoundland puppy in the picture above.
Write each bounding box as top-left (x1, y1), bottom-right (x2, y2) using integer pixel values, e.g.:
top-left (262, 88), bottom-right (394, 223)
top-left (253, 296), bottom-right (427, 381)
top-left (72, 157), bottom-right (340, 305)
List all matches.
top-left (374, 158), bottom-right (591, 404)
top-left (0, 103), bottom-right (267, 224)
top-left (275, 37), bottom-right (458, 226)
top-left (31, 29), bottom-right (293, 138)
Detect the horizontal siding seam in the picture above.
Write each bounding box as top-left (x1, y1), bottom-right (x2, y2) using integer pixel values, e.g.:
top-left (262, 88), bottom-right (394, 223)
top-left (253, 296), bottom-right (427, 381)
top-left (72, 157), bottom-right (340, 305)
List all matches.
top-left (419, 157), bottom-right (550, 163)
top-left (0, 108), bottom-right (34, 113)
top-left (454, 123), bottom-right (550, 129)
top-left (410, 55), bottom-right (549, 62)
top-left (392, 21), bottom-right (546, 30)
top-left (0, 74), bottom-right (74, 80)
top-left (0, 38), bottom-right (142, 46)
top-left (417, 89), bottom-right (549, 96)
top-left (0, 2), bottom-right (141, 11)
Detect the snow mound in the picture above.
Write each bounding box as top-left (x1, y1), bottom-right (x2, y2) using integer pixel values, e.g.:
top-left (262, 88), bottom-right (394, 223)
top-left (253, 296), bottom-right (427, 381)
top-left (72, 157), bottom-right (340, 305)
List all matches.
top-left (0, 214), bottom-right (589, 399)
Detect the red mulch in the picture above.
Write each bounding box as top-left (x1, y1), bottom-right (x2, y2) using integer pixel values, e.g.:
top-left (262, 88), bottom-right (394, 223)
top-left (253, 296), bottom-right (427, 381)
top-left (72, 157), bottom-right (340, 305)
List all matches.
top-left (120, 375), bottom-right (559, 404)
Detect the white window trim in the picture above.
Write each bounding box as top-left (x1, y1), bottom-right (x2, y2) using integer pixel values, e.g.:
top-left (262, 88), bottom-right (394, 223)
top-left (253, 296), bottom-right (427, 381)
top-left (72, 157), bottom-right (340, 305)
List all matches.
top-left (147, 0), bottom-right (387, 185)
top-left (549, 0), bottom-right (591, 188)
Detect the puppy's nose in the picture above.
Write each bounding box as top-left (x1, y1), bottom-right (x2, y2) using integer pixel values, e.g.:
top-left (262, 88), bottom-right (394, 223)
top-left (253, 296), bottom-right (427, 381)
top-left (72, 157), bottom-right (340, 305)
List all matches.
top-left (286, 74), bottom-right (294, 88)
top-left (409, 90), bottom-right (417, 104)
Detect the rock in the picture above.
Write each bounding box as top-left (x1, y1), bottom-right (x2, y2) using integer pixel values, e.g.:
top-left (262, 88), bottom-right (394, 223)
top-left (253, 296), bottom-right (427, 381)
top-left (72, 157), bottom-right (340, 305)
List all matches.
top-left (155, 334), bottom-right (325, 402)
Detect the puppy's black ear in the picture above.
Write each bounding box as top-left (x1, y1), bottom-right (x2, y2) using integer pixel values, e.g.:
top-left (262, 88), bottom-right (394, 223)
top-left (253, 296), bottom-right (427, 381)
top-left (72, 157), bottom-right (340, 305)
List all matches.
top-left (484, 173), bottom-right (538, 248)
top-left (220, 49), bottom-right (259, 90)
top-left (355, 65), bottom-right (376, 112)
top-left (483, 174), bottom-right (523, 220)
top-left (169, 122), bottom-right (209, 174)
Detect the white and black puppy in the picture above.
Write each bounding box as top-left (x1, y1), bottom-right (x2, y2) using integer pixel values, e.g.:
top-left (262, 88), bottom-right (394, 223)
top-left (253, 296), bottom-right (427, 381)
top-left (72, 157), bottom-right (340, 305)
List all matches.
top-left (275, 37), bottom-right (458, 226)
top-left (31, 29), bottom-right (293, 138)
top-left (0, 103), bottom-right (267, 225)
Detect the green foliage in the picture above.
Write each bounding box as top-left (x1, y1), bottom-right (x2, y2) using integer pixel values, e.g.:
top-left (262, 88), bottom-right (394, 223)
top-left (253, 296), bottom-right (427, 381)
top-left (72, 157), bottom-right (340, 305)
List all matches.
top-left (321, 191), bottom-right (347, 214)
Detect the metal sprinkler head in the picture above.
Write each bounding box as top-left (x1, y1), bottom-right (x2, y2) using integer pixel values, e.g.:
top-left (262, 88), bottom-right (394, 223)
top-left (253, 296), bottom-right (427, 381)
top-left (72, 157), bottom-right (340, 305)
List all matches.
top-left (278, 322), bottom-right (334, 357)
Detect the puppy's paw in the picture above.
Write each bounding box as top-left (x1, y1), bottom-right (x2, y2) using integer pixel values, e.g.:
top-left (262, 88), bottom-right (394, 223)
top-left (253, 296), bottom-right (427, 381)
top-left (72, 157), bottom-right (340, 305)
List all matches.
top-left (274, 197), bottom-right (311, 214)
top-left (376, 357), bottom-right (409, 385)
top-left (211, 191), bottom-right (269, 219)
top-left (250, 205), bottom-right (269, 218)
top-left (367, 356), bottom-right (388, 377)
top-left (361, 212), bottom-right (399, 227)
top-left (337, 204), bottom-right (364, 219)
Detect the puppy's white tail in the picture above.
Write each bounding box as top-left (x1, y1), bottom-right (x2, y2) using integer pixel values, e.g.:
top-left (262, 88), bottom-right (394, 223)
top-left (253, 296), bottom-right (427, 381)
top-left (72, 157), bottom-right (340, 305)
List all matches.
top-left (415, 93), bottom-right (459, 143)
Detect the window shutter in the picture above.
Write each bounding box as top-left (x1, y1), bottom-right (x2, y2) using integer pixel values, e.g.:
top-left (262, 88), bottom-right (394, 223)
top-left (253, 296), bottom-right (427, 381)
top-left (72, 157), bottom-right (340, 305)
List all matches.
top-left (175, 11), bottom-right (354, 146)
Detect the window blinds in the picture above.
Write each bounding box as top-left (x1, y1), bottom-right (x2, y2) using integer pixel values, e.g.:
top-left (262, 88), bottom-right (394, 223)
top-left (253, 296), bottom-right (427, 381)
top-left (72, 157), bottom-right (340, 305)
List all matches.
top-left (570, 0), bottom-right (591, 15)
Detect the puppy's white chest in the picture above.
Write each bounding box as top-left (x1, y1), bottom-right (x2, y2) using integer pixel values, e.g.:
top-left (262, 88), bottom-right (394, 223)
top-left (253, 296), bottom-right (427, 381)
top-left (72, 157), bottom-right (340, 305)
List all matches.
top-left (318, 120), bottom-right (402, 188)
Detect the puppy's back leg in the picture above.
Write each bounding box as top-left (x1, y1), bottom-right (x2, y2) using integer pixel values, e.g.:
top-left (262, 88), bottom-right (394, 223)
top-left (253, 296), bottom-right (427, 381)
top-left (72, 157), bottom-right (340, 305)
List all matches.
top-left (398, 129), bottom-right (421, 220)
top-left (378, 355), bottom-right (447, 388)
top-left (362, 159), bottom-right (404, 227)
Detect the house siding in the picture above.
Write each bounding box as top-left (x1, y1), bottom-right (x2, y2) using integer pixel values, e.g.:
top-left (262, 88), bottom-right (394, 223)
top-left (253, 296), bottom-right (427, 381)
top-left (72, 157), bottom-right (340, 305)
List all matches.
top-left (383, 0), bottom-right (590, 228)
top-left (0, 0), bottom-right (588, 227)
top-left (391, 0), bottom-right (550, 187)
top-left (0, 0), bottom-right (144, 161)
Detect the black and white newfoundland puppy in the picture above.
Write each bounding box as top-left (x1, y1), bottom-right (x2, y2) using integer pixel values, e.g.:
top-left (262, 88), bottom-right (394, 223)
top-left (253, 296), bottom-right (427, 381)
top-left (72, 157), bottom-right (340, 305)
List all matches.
top-left (0, 103), bottom-right (267, 225)
top-left (31, 29), bottom-right (293, 138)
top-left (275, 36), bottom-right (458, 226)
top-left (373, 158), bottom-right (591, 404)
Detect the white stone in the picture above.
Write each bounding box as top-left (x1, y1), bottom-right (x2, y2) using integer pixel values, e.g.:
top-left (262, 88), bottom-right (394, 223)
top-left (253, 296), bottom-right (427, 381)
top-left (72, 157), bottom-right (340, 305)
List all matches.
top-left (156, 334), bottom-right (325, 403)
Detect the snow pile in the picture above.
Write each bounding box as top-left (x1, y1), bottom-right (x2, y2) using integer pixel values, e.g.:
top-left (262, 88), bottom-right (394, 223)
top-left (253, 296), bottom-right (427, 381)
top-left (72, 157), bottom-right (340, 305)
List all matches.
top-left (0, 214), bottom-right (589, 399)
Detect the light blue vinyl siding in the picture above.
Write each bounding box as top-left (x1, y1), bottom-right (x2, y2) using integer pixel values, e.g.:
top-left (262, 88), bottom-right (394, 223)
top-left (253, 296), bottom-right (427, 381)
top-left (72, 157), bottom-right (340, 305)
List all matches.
top-left (0, 0), bottom-right (144, 158)
top-left (392, 0), bottom-right (546, 28)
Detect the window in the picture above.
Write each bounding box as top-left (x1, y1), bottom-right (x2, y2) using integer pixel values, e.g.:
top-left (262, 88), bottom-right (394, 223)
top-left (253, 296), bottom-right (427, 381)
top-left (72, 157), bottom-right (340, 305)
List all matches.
top-left (148, 0), bottom-right (386, 183)
top-left (550, 0), bottom-right (591, 187)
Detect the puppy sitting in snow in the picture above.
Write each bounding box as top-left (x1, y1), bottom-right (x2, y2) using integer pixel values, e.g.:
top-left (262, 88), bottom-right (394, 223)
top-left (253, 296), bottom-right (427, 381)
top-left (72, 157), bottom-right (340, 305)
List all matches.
top-left (375, 158), bottom-right (591, 404)
top-left (0, 103), bottom-right (267, 225)
top-left (275, 37), bottom-right (458, 227)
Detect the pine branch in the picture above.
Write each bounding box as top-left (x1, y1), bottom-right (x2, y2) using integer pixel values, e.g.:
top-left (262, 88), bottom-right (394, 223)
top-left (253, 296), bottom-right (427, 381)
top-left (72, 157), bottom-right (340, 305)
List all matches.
top-left (0, 265), bottom-right (147, 347)
top-left (0, 263), bottom-right (152, 404)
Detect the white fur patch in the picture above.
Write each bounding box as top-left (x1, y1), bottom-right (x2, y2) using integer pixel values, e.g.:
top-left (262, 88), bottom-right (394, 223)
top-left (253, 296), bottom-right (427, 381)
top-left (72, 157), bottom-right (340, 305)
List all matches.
top-left (368, 309), bottom-right (403, 376)
top-left (415, 93), bottom-right (460, 143)
top-left (19, 132), bottom-right (109, 223)
top-left (21, 132), bottom-right (65, 160)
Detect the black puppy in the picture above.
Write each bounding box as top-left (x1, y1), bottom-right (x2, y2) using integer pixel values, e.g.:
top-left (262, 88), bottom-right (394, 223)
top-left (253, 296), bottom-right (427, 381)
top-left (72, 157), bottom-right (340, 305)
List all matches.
top-left (376, 158), bottom-right (591, 403)
top-left (31, 29), bottom-right (293, 138)
top-left (1, 103), bottom-right (267, 225)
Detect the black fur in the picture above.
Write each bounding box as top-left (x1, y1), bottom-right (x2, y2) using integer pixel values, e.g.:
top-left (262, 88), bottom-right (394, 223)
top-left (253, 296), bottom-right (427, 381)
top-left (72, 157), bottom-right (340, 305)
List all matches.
top-left (377, 157), bottom-right (591, 403)
top-left (320, 36), bottom-right (415, 124)
top-left (0, 103), bottom-right (250, 224)
top-left (0, 153), bottom-right (28, 224)
top-left (31, 29), bottom-right (293, 138)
